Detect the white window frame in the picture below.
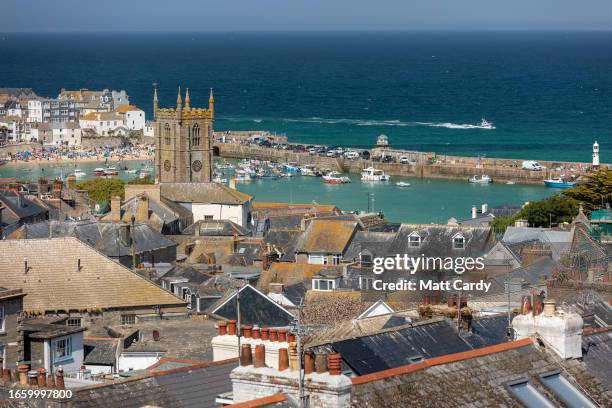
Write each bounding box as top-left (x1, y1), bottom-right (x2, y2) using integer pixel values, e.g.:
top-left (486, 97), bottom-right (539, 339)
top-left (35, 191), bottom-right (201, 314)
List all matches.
top-left (359, 277), bottom-right (374, 290)
top-left (452, 233), bottom-right (465, 249)
top-left (331, 254), bottom-right (342, 265)
top-left (53, 336), bottom-right (72, 362)
top-left (121, 314), bottom-right (136, 325)
top-left (312, 278), bottom-right (335, 291)
top-left (308, 254), bottom-right (326, 265)
top-left (66, 317), bottom-right (81, 327)
top-left (408, 232), bottom-right (421, 248)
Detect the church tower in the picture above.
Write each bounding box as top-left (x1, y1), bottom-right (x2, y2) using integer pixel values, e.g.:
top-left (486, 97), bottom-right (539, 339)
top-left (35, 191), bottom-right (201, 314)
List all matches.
top-left (153, 85), bottom-right (214, 183)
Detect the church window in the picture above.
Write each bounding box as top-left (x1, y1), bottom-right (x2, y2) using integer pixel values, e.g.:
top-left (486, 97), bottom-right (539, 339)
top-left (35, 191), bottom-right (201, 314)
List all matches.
top-left (192, 124), bottom-right (200, 146)
top-left (164, 123), bottom-right (171, 145)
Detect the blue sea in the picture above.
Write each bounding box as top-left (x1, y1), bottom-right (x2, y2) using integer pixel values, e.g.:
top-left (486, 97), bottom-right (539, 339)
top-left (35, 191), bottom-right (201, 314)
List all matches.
top-left (1, 31), bottom-right (611, 162)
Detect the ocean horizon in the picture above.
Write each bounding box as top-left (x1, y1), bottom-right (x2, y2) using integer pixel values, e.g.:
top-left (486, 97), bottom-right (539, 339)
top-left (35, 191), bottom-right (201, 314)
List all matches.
top-left (1, 30), bottom-right (611, 162)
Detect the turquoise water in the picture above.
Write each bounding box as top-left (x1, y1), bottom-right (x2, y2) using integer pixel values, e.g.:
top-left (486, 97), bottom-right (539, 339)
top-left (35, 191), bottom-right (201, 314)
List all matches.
top-left (0, 160), bottom-right (554, 223)
top-left (1, 32), bottom-right (611, 162)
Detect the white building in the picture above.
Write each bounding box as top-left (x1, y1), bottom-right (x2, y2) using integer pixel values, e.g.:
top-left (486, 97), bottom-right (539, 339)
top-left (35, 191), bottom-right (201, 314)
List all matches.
top-left (160, 183), bottom-right (253, 229)
top-left (79, 111), bottom-right (128, 136)
top-left (143, 121), bottom-right (155, 138)
top-left (115, 105), bottom-right (145, 130)
top-left (31, 122), bottom-right (82, 146)
top-left (27, 99), bottom-right (43, 123)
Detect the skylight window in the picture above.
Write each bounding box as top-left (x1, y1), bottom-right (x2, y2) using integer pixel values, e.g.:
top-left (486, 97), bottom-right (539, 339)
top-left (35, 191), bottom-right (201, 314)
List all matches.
top-left (508, 380), bottom-right (555, 408)
top-left (408, 232), bottom-right (421, 248)
top-left (540, 372), bottom-right (597, 408)
top-left (452, 233), bottom-right (465, 249)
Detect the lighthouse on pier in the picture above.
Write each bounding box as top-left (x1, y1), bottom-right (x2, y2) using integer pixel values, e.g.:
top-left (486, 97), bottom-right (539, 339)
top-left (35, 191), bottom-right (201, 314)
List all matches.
top-left (593, 141), bottom-right (600, 168)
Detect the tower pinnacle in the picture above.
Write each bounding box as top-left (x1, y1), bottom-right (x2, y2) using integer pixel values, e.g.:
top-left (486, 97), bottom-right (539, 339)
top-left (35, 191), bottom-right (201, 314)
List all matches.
top-left (185, 87), bottom-right (191, 110)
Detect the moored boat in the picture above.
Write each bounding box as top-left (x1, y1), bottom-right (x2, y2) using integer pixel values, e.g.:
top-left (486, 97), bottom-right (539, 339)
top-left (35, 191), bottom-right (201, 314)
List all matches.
top-left (544, 176), bottom-right (578, 189)
top-left (361, 167), bottom-right (390, 182)
top-left (469, 174), bottom-right (492, 184)
top-left (73, 169), bottom-right (86, 177)
top-left (396, 181), bottom-right (411, 187)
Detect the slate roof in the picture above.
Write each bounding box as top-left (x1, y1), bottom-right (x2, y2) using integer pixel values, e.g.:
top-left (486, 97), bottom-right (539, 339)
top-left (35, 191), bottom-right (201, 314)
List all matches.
top-left (350, 339), bottom-right (612, 408)
top-left (0, 238), bottom-right (186, 313)
top-left (208, 284), bottom-right (294, 327)
top-left (161, 183), bottom-right (251, 204)
top-left (0, 190), bottom-right (47, 222)
top-left (65, 359), bottom-right (238, 408)
top-left (264, 230), bottom-right (302, 261)
top-left (296, 220), bottom-right (358, 254)
top-left (22, 319), bottom-right (87, 340)
top-left (15, 220), bottom-right (177, 258)
top-left (308, 316), bottom-right (509, 375)
top-left (259, 263), bottom-right (341, 291)
top-left (104, 193), bottom-right (192, 232)
top-left (84, 340), bottom-right (118, 366)
top-left (582, 329), bottom-right (612, 387)
top-left (386, 224), bottom-right (495, 259)
top-left (182, 219), bottom-right (248, 236)
top-left (343, 231), bottom-right (396, 261)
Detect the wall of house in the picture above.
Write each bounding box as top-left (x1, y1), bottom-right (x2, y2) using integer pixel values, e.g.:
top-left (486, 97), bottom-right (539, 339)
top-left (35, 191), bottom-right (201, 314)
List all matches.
top-left (125, 110), bottom-right (145, 130)
top-left (50, 333), bottom-right (84, 374)
top-left (188, 203), bottom-right (249, 227)
top-left (0, 296), bottom-right (24, 368)
top-left (85, 364), bottom-right (113, 375)
top-left (118, 352), bottom-right (163, 372)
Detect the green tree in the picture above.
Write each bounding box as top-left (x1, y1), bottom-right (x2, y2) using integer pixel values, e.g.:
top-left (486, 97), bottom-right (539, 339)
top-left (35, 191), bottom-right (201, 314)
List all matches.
top-left (518, 194), bottom-right (578, 228)
top-left (564, 168), bottom-right (612, 211)
top-left (490, 216), bottom-right (516, 234)
top-left (77, 178), bottom-right (125, 203)
top-left (127, 175), bottom-right (155, 185)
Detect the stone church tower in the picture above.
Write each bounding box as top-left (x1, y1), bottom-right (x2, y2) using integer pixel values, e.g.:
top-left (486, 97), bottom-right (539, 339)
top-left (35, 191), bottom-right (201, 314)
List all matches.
top-left (153, 85), bottom-right (214, 183)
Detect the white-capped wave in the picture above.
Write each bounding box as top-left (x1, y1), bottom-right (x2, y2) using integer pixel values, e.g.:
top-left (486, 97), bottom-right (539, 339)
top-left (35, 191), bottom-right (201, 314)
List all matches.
top-left (221, 116), bottom-right (495, 129)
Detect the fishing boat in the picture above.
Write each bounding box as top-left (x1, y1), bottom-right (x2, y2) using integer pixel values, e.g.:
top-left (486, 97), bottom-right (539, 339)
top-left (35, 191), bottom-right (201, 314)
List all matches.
top-left (544, 176), bottom-right (578, 189)
top-left (396, 181), bottom-right (411, 187)
top-left (283, 163), bottom-right (300, 173)
top-left (73, 169), bottom-right (86, 177)
top-left (125, 168), bottom-right (138, 174)
top-left (323, 172), bottom-right (350, 184)
top-left (361, 167), bottom-right (390, 182)
top-left (103, 167), bottom-right (119, 176)
top-left (469, 175), bottom-right (493, 184)
top-left (93, 167), bottom-right (105, 176)
top-left (506, 181), bottom-right (516, 185)
top-left (138, 170), bottom-right (150, 179)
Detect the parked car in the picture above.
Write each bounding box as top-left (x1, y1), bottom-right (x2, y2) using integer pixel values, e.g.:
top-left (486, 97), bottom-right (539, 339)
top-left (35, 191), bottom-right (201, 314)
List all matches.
top-left (522, 160), bottom-right (545, 171)
top-left (344, 151), bottom-right (360, 159)
top-left (399, 156), bottom-right (410, 164)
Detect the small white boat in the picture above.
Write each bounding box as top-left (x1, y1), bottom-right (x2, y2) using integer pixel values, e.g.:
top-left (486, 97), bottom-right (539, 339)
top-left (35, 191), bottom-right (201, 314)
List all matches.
top-left (138, 170), bottom-right (150, 179)
top-left (506, 181), bottom-right (516, 185)
top-left (361, 167), bottom-right (390, 182)
top-left (125, 168), bottom-right (138, 174)
top-left (469, 175), bottom-right (492, 184)
top-left (396, 181), bottom-right (411, 187)
top-left (73, 169), bottom-right (86, 177)
top-left (478, 118), bottom-right (495, 130)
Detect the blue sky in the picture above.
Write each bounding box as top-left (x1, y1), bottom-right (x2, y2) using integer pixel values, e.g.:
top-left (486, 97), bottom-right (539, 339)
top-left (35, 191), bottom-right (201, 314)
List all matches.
top-left (2, 0), bottom-right (612, 31)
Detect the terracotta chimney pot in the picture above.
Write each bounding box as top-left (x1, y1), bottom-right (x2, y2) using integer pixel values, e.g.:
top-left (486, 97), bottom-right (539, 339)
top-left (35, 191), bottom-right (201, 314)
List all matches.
top-left (254, 344), bottom-right (266, 368)
top-left (278, 348), bottom-right (289, 371)
top-left (288, 342), bottom-right (299, 371)
top-left (543, 299), bottom-right (556, 317)
top-left (2, 368), bottom-right (10, 384)
top-left (269, 329), bottom-right (278, 342)
top-left (261, 328), bottom-right (270, 341)
top-left (36, 368), bottom-right (47, 388)
top-left (521, 295), bottom-right (532, 315)
top-left (240, 344), bottom-right (253, 366)
top-left (228, 320), bottom-right (237, 336)
top-left (47, 374), bottom-right (55, 389)
top-left (288, 333), bottom-right (296, 343)
top-left (278, 329), bottom-right (287, 342)
top-left (244, 325), bottom-right (252, 338)
top-left (18, 364), bottom-right (29, 386)
top-left (252, 326), bottom-right (261, 340)
top-left (304, 351), bottom-right (315, 374)
top-left (328, 353), bottom-right (342, 376)
top-left (55, 368), bottom-right (65, 390)
top-left (28, 370), bottom-right (37, 386)
top-left (315, 353), bottom-right (327, 374)
top-left (218, 321), bottom-right (227, 336)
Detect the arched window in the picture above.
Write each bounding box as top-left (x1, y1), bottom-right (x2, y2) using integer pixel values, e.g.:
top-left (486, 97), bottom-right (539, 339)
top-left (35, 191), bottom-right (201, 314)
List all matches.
top-left (164, 123), bottom-right (171, 145)
top-left (191, 124), bottom-right (200, 146)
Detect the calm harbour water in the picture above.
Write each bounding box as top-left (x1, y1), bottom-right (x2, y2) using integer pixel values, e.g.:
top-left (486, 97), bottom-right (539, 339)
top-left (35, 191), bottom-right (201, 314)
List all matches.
top-left (0, 160), bottom-right (555, 223)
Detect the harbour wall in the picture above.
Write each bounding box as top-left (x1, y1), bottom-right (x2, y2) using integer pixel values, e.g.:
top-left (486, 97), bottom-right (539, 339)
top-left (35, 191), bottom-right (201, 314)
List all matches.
top-left (216, 143), bottom-right (601, 185)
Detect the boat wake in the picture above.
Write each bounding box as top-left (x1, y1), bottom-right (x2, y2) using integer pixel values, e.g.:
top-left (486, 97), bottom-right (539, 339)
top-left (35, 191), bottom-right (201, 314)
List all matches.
top-left (222, 116), bottom-right (495, 130)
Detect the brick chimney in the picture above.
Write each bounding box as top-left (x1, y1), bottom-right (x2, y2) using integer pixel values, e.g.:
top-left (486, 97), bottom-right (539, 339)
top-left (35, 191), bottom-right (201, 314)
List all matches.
top-left (66, 175), bottom-right (76, 190)
top-left (52, 179), bottom-right (63, 199)
top-left (109, 196), bottom-right (121, 221)
top-left (135, 195), bottom-right (149, 222)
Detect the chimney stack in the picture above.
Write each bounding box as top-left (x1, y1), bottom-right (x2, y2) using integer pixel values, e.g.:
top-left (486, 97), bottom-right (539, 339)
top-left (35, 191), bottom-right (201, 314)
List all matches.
top-left (315, 353), bottom-right (327, 374)
top-left (543, 299), bottom-right (556, 317)
top-left (66, 174), bottom-right (76, 190)
top-left (36, 368), bottom-right (47, 388)
top-left (240, 344), bottom-right (253, 367)
top-left (18, 364), bottom-right (28, 385)
top-left (218, 321), bottom-right (227, 336)
top-left (521, 295), bottom-right (532, 315)
top-left (52, 179), bottom-right (63, 199)
top-left (278, 348), bottom-right (289, 371)
top-left (135, 195), bottom-right (149, 222)
top-left (109, 196), bottom-right (121, 221)
top-left (254, 345), bottom-right (266, 368)
top-left (228, 320), bottom-right (237, 336)
top-left (328, 353), bottom-right (342, 375)
top-left (55, 368), bottom-right (65, 390)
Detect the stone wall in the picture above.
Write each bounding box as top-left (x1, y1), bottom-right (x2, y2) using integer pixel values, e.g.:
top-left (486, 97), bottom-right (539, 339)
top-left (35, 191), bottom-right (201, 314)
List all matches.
top-left (216, 143), bottom-right (600, 185)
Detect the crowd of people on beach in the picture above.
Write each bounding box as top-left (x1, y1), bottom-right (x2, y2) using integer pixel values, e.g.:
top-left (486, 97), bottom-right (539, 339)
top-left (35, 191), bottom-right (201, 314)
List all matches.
top-left (2, 144), bottom-right (154, 165)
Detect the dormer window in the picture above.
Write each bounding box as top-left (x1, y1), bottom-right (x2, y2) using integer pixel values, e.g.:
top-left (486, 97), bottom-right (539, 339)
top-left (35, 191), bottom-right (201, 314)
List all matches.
top-left (452, 233), bottom-right (465, 249)
top-left (408, 232), bottom-right (421, 248)
top-left (312, 278), bottom-right (335, 291)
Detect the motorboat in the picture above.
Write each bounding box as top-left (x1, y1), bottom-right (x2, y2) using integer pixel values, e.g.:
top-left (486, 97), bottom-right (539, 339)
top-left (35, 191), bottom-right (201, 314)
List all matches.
top-left (125, 168), bottom-right (138, 174)
top-left (323, 171), bottom-right (350, 184)
top-left (103, 168), bottom-right (119, 176)
top-left (361, 167), bottom-right (390, 182)
top-left (544, 176), bottom-right (578, 189)
top-left (479, 118), bottom-right (495, 130)
top-left (283, 163), bottom-right (300, 173)
top-left (469, 175), bottom-right (492, 184)
top-left (396, 181), bottom-right (411, 187)
top-left (506, 181), bottom-right (516, 185)
top-left (73, 169), bottom-right (86, 177)
top-left (93, 167), bottom-right (105, 176)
